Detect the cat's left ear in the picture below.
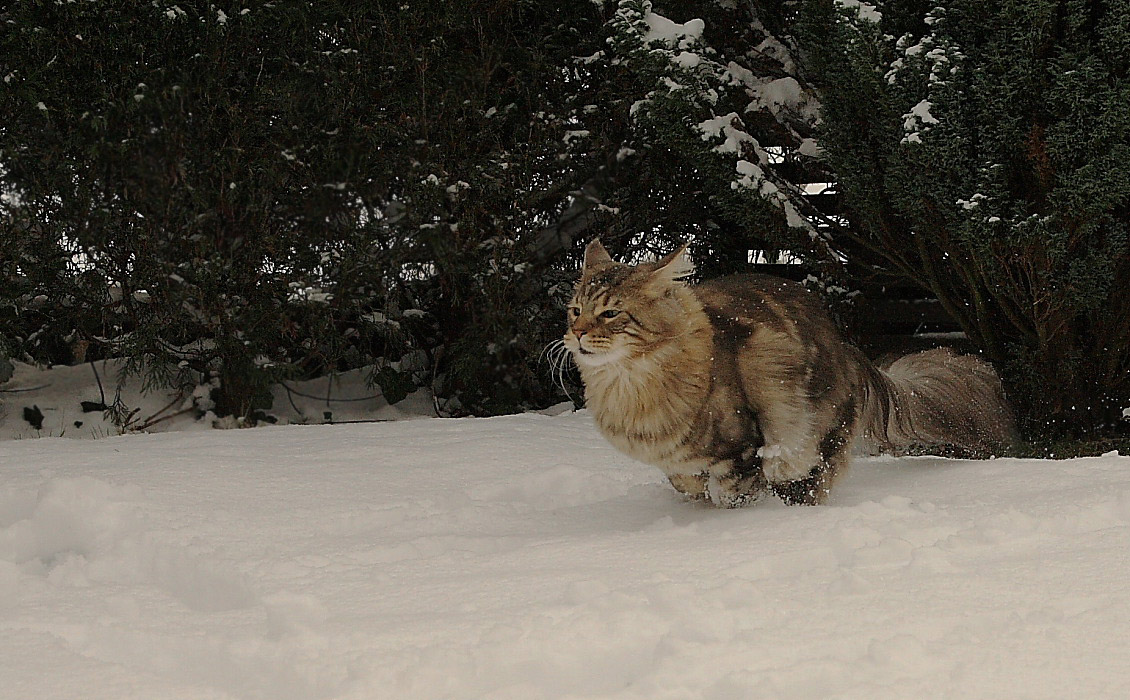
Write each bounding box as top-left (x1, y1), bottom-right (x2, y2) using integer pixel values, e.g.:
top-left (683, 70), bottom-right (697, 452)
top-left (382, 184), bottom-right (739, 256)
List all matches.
top-left (651, 242), bottom-right (694, 286)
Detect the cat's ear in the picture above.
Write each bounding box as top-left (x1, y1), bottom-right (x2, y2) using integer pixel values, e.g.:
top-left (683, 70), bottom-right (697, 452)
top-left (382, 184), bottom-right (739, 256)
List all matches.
top-left (651, 242), bottom-right (694, 286)
top-left (583, 239), bottom-right (613, 269)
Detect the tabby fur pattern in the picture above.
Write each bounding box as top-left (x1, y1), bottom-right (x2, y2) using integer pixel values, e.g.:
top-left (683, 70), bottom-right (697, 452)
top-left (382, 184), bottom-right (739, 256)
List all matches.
top-left (563, 240), bottom-right (1017, 507)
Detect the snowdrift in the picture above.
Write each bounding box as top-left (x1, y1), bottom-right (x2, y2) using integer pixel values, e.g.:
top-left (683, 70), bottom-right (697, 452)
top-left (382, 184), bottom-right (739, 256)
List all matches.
top-left (1, 411), bottom-right (1129, 698)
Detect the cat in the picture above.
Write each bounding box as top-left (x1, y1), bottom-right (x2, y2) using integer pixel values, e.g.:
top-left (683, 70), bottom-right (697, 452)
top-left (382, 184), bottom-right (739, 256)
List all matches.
top-left (562, 239), bottom-right (1018, 507)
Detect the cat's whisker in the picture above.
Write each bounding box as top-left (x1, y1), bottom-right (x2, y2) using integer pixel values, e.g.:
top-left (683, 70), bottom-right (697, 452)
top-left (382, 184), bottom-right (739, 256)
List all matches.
top-left (541, 339), bottom-right (576, 400)
top-left (544, 340), bottom-right (569, 369)
top-left (540, 340), bottom-right (559, 366)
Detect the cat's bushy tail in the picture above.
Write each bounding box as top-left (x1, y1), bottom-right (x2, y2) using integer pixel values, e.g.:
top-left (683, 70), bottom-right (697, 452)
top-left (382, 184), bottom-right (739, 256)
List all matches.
top-left (859, 347), bottom-right (1018, 456)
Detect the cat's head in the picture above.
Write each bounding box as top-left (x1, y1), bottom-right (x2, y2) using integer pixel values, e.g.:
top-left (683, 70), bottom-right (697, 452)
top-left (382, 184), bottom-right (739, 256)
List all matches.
top-left (563, 239), bottom-right (695, 369)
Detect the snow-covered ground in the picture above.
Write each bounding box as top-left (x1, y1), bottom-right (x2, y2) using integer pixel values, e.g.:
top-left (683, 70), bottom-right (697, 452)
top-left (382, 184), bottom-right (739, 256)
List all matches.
top-left (2, 407), bottom-right (1129, 699)
top-left (0, 360), bottom-right (434, 441)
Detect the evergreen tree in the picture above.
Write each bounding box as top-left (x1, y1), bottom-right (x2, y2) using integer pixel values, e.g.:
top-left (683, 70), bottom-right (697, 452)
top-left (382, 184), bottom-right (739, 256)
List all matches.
top-left (801, 0), bottom-right (1130, 437)
top-left (0, 1), bottom-right (619, 416)
top-left (1, 0), bottom-right (837, 418)
top-left (577, 0), bottom-right (834, 276)
top-left (1, 3), bottom-right (411, 417)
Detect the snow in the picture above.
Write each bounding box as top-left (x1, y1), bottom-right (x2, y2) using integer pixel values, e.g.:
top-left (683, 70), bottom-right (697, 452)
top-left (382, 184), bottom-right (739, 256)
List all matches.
top-left (746, 76), bottom-right (819, 123)
top-left (753, 76), bottom-right (804, 109)
top-left (957, 193), bottom-right (985, 210)
top-left (699, 113), bottom-right (762, 160)
top-left (902, 100), bottom-right (940, 144)
top-left (672, 51), bottom-right (701, 69)
top-left (642, 13), bottom-right (705, 49)
top-left (906, 100), bottom-right (939, 127)
top-left (837, 0), bottom-right (882, 23)
top-left (722, 64), bottom-right (820, 125)
top-left (797, 138), bottom-right (822, 157)
top-left (562, 130), bottom-right (591, 144)
top-left (2, 403), bottom-right (1130, 698)
top-left (0, 360), bottom-right (433, 441)
top-left (750, 31), bottom-right (798, 76)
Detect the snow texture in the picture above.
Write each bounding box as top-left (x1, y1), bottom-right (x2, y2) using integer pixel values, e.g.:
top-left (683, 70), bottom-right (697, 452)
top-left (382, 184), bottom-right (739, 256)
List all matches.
top-left (642, 13), bottom-right (705, 48)
top-left (0, 360), bottom-right (434, 441)
top-left (1, 407), bottom-right (1129, 698)
top-left (836, 0), bottom-right (882, 23)
top-left (902, 100), bottom-right (940, 144)
top-left (699, 113), bottom-right (762, 160)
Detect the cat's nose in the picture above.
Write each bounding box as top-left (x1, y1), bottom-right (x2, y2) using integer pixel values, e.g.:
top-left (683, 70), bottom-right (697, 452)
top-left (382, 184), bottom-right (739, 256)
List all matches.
top-left (574, 329), bottom-right (586, 339)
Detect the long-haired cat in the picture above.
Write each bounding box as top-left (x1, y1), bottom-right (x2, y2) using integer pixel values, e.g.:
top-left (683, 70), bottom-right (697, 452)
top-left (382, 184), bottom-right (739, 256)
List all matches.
top-left (563, 239), bottom-right (1017, 507)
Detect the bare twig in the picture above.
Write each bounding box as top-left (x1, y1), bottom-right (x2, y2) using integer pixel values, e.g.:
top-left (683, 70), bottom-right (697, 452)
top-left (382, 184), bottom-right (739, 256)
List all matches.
top-left (132, 391), bottom-right (187, 431)
top-left (277, 380), bottom-right (383, 403)
top-left (0, 384), bottom-right (50, 393)
top-left (132, 406), bottom-right (195, 432)
top-left (89, 360), bottom-right (107, 407)
top-left (319, 418), bottom-right (396, 424)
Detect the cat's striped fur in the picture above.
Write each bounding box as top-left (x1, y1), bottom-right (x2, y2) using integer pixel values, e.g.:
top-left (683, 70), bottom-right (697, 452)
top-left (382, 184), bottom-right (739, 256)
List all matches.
top-left (564, 240), bottom-right (1017, 507)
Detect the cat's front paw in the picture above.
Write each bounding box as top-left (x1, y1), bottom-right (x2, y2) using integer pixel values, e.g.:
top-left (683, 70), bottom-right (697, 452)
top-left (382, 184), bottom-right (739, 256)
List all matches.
top-left (705, 473), bottom-right (768, 508)
top-left (668, 473), bottom-right (708, 500)
top-left (761, 449), bottom-right (818, 484)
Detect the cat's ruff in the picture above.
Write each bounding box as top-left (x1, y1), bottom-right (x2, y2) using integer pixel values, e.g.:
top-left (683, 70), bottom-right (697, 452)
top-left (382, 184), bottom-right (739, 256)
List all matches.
top-left (564, 239), bottom-right (1017, 507)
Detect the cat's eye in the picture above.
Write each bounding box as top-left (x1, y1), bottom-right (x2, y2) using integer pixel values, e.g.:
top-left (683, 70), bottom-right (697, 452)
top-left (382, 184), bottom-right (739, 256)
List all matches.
top-left (599, 310), bottom-right (620, 319)
top-left (569, 307), bottom-right (581, 317)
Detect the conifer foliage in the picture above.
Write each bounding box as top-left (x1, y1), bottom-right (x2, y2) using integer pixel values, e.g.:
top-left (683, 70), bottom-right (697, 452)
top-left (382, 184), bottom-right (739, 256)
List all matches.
top-left (802, 0), bottom-right (1130, 436)
top-left (1, 1), bottom-right (825, 418)
top-left (592, 0), bottom-right (829, 276)
top-left (0, 2), bottom-right (609, 416)
top-left (3, 1), bottom-right (1125, 437)
top-left (2, 3), bottom-right (415, 416)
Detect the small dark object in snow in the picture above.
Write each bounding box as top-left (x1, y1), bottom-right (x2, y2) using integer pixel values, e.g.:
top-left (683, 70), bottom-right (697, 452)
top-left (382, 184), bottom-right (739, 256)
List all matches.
top-left (81, 400), bottom-right (108, 413)
top-left (251, 410), bottom-right (278, 425)
top-left (323, 411), bottom-right (333, 423)
top-left (23, 405), bottom-right (44, 430)
top-left (74, 420), bottom-right (83, 428)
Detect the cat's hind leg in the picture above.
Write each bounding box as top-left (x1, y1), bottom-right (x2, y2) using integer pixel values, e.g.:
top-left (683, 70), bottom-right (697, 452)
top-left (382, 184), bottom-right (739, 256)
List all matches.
top-left (772, 404), bottom-right (855, 506)
top-left (756, 399), bottom-right (824, 486)
top-left (771, 464), bottom-right (834, 505)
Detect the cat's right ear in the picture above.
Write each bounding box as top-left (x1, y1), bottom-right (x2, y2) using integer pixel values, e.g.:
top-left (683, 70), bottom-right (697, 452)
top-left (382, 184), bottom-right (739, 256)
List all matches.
top-left (583, 239), bottom-right (613, 269)
top-left (651, 242), bottom-right (694, 286)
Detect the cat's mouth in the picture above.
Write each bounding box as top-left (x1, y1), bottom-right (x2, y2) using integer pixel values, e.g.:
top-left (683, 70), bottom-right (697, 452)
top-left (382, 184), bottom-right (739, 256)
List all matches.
top-left (572, 344), bottom-right (628, 367)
